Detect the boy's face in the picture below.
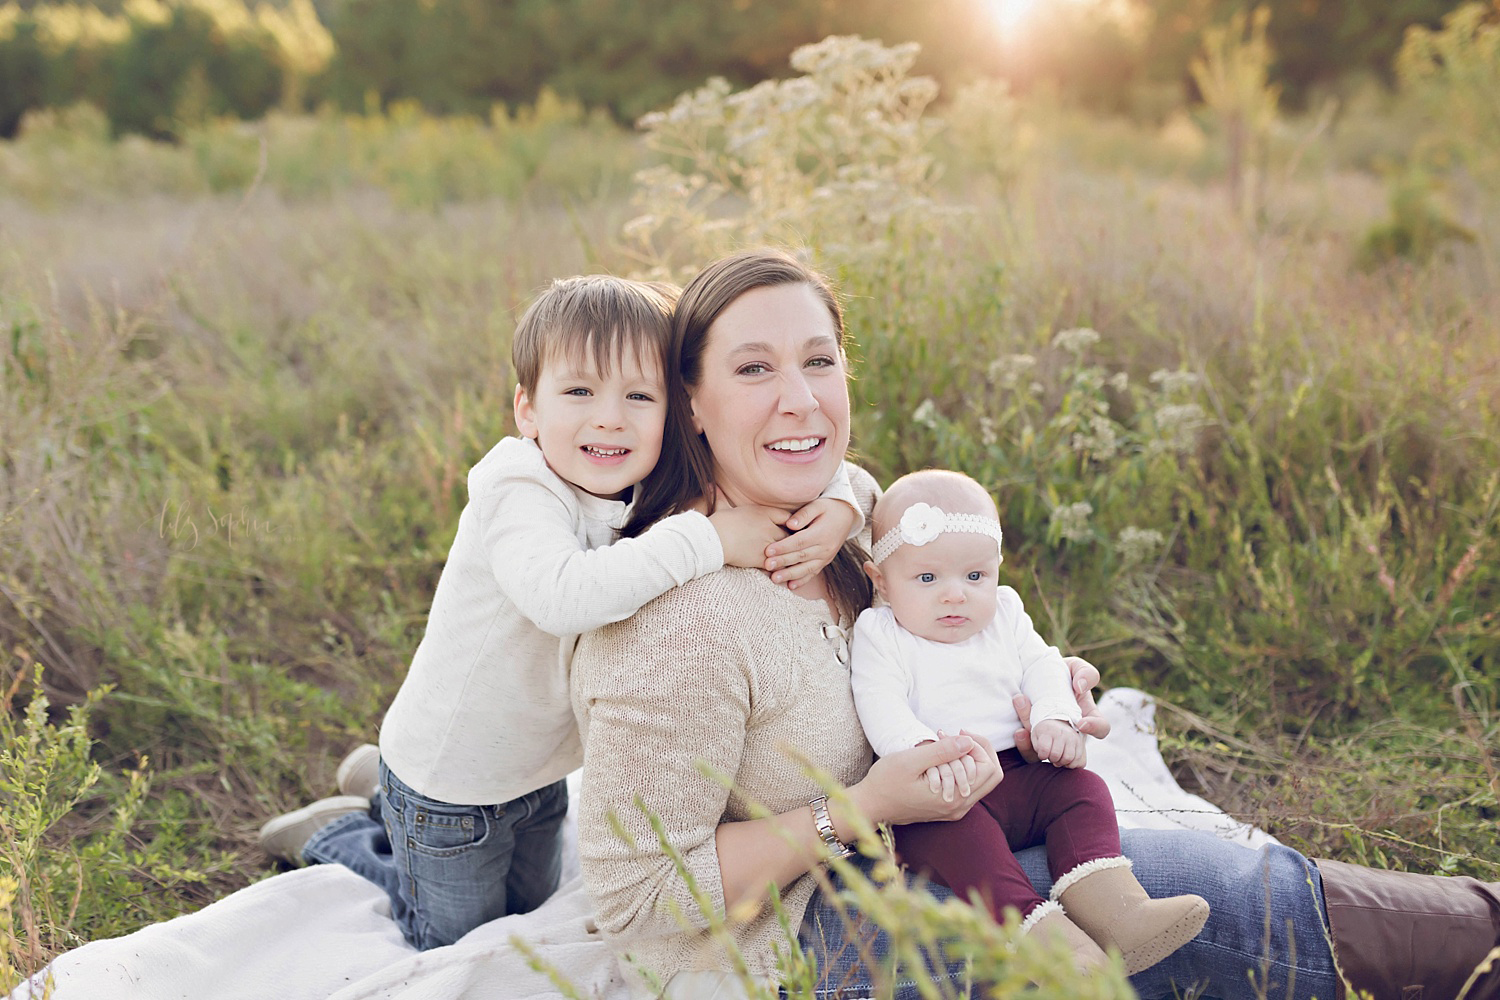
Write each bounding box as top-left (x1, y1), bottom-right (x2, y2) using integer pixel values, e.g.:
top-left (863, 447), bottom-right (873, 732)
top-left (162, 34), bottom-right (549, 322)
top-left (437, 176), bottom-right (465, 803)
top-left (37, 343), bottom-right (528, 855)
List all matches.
top-left (865, 532), bottom-right (1000, 644)
top-left (514, 348), bottom-right (667, 500)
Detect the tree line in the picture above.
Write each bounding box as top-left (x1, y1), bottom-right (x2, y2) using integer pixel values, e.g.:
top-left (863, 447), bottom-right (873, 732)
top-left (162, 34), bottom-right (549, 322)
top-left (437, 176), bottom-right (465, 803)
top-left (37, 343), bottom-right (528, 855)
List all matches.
top-left (0, 0), bottom-right (1478, 139)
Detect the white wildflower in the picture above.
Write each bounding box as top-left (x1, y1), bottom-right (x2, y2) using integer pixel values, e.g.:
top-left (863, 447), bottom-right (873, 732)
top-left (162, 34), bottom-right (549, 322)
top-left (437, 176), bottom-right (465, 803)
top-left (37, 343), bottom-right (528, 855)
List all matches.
top-left (1150, 369), bottom-right (1201, 396)
top-left (1071, 415), bottom-right (1119, 461)
top-left (912, 398), bottom-right (940, 429)
top-left (979, 416), bottom-right (998, 446)
top-left (1053, 327), bottom-right (1102, 354)
top-left (987, 353), bottom-right (1036, 389)
top-left (1116, 526), bottom-right (1166, 564)
top-left (1050, 501), bottom-right (1094, 543)
top-left (1108, 372), bottom-right (1129, 393)
top-left (1151, 403), bottom-right (1208, 454)
top-left (621, 214), bottom-right (656, 242)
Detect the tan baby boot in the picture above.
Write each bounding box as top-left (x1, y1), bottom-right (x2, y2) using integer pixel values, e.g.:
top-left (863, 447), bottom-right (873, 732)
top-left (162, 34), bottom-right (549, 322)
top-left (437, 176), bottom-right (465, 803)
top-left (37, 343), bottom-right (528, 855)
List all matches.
top-left (1054, 859), bottom-right (1210, 975)
top-left (1021, 901), bottom-right (1109, 973)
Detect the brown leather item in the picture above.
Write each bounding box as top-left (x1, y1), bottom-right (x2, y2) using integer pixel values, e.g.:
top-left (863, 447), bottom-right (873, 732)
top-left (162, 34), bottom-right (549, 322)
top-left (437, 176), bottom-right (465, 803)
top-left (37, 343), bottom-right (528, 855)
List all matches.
top-left (1316, 857), bottom-right (1500, 1000)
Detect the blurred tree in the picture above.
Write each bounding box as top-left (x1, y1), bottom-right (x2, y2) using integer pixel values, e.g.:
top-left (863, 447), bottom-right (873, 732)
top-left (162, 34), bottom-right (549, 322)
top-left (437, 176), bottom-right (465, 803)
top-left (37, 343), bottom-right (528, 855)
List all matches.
top-left (1, 0), bottom-right (1484, 134)
top-left (0, 17), bottom-right (48, 136)
top-left (1190, 5), bottom-right (1279, 218)
top-left (105, 0), bottom-right (280, 137)
top-left (1135, 0), bottom-right (1470, 105)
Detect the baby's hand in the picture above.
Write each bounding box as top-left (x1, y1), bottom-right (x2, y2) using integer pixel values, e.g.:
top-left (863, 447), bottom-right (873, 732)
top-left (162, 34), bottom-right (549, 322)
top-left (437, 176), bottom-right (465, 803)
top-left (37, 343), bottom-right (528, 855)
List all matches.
top-left (1029, 719), bottom-right (1086, 768)
top-left (764, 498), bottom-right (858, 590)
top-left (920, 730), bottom-right (984, 801)
top-left (710, 502), bottom-right (789, 569)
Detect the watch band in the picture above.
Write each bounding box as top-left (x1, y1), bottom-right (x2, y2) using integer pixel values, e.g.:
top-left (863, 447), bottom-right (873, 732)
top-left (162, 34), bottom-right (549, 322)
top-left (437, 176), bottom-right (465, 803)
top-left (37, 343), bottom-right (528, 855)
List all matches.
top-left (809, 795), bottom-right (854, 861)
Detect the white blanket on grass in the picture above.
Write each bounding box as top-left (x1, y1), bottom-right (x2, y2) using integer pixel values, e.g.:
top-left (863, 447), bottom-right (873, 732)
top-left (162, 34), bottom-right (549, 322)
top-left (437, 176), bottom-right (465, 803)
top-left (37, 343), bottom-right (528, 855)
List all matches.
top-left (11, 689), bottom-right (1270, 1000)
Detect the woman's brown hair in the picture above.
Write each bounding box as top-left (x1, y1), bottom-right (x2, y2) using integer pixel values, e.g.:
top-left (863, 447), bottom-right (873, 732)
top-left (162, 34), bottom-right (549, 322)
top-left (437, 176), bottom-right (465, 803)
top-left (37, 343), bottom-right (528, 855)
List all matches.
top-left (623, 248), bottom-right (872, 620)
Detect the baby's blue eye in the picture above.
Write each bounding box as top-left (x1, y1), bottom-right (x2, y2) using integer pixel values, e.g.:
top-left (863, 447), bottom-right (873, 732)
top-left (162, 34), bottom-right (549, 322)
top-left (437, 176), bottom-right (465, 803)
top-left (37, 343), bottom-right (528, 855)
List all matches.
top-left (967, 571), bottom-right (984, 581)
top-left (918, 572), bottom-right (935, 584)
top-left (564, 387), bottom-right (591, 396)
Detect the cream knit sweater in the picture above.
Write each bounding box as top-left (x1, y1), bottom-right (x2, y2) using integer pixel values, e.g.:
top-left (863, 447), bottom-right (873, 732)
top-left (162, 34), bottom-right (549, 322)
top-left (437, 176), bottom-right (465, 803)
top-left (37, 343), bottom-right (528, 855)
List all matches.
top-left (571, 473), bottom-right (880, 996)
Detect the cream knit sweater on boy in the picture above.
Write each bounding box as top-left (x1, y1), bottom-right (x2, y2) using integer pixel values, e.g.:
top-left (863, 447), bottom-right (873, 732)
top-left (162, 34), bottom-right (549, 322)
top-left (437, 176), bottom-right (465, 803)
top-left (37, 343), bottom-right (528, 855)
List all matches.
top-left (380, 436), bottom-right (724, 805)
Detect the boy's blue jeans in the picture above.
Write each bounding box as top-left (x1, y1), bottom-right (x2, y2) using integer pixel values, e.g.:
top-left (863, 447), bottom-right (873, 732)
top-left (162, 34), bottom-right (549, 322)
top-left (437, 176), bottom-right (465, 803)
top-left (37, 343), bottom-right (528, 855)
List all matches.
top-left (795, 828), bottom-right (1343, 999)
top-left (303, 760), bottom-right (568, 951)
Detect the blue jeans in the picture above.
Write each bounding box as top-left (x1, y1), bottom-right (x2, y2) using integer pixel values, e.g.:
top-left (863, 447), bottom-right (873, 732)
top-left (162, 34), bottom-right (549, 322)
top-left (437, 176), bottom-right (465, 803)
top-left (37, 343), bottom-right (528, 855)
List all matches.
top-left (794, 828), bottom-right (1342, 999)
top-left (303, 760), bottom-right (568, 951)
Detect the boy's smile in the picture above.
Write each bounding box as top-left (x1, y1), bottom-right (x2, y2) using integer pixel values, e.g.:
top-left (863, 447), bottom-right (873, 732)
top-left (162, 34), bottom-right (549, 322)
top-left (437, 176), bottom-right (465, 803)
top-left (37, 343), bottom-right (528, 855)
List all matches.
top-left (514, 351), bottom-right (667, 500)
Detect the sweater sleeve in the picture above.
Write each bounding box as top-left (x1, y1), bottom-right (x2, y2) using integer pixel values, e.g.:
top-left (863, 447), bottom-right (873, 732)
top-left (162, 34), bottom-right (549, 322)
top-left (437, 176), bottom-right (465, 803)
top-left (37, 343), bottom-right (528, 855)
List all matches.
top-left (572, 594), bottom-right (751, 944)
top-left (844, 461), bottom-right (881, 548)
top-left (817, 462), bottom-right (866, 538)
top-left (849, 611), bottom-right (938, 757)
top-left (477, 470), bottom-right (725, 638)
top-left (1001, 587), bottom-right (1083, 729)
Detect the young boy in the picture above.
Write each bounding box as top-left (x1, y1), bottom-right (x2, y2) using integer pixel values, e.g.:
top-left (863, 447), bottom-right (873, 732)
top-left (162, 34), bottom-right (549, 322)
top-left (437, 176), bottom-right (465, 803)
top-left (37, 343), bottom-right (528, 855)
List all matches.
top-left (851, 469), bottom-right (1208, 973)
top-left (259, 275), bottom-right (859, 950)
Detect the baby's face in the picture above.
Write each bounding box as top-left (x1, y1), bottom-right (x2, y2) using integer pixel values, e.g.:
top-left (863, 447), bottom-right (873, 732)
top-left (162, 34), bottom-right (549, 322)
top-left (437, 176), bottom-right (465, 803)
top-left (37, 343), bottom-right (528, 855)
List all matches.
top-left (871, 532), bottom-right (1000, 644)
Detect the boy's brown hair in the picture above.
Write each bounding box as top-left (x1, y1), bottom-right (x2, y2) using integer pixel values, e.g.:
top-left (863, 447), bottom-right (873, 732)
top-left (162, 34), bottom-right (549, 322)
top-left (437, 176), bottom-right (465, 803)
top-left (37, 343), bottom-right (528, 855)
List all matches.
top-left (511, 275), bottom-right (679, 396)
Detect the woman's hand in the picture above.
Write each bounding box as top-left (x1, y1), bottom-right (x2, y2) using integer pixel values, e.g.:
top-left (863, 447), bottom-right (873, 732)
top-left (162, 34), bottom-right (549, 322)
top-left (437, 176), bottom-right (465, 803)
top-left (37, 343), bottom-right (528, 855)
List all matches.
top-left (764, 498), bottom-right (858, 589)
top-left (844, 732), bottom-right (1002, 828)
top-left (918, 729), bottom-right (982, 801)
top-left (1012, 656), bottom-right (1111, 765)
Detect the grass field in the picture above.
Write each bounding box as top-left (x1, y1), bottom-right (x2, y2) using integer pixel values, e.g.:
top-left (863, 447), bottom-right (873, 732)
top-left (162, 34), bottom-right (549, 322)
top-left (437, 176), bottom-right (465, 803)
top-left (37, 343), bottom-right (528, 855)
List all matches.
top-left (2, 43), bottom-right (1498, 992)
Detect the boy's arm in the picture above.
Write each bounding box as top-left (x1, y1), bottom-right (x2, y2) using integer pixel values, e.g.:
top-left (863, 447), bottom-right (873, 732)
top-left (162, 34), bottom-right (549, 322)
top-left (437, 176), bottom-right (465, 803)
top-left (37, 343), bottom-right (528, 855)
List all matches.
top-left (816, 460), bottom-right (866, 537)
top-left (481, 471), bottom-right (724, 638)
top-left (850, 614), bottom-right (938, 757)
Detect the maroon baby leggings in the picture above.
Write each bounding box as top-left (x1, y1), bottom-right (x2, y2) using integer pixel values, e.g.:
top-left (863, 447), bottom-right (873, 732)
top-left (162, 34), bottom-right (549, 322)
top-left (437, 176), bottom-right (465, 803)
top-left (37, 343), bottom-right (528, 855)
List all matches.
top-left (893, 747), bottom-right (1122, 924)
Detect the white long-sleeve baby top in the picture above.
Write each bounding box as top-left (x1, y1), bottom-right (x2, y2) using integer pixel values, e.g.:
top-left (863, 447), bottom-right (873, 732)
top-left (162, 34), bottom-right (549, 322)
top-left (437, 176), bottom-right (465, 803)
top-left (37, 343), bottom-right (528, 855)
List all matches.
top-left (849, 587), bottom-right (1082, 758)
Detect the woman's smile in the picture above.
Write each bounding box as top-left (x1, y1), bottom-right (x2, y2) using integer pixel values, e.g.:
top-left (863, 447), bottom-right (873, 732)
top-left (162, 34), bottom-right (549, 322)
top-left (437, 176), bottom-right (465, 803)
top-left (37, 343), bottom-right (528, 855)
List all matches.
top-left (764, 435), bottom-right (827, 463)
top-left (689, 282), bottom-right (851, 510)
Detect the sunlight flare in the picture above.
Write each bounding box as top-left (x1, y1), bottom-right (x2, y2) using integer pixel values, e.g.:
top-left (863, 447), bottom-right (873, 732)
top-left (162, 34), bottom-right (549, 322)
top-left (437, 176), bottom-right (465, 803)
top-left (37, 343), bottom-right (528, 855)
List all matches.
top-left (983, 0), bottom-right (1042, 33)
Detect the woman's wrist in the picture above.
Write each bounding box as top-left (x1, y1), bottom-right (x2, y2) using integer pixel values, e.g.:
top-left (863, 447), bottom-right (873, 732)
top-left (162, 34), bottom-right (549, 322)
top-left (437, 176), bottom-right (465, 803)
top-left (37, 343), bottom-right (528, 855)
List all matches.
top-left (829, 783), bottom-right (874, 843)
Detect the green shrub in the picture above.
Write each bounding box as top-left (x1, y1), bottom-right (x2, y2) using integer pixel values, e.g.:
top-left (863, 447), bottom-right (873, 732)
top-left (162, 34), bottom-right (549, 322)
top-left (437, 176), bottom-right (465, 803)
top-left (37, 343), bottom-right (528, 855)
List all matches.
top-left (1357, 168), bottom-right (1477, 268)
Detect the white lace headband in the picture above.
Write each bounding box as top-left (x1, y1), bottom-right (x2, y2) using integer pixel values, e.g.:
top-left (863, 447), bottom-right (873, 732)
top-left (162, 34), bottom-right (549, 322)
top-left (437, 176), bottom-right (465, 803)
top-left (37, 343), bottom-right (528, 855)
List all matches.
top-left (871, 502), bottom-right (1004, 565)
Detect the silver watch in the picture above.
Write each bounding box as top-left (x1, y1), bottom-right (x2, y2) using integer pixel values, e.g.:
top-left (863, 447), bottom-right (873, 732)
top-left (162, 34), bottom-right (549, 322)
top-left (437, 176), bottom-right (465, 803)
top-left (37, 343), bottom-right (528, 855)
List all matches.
top-left (809, 795), bottom-right (854, 861)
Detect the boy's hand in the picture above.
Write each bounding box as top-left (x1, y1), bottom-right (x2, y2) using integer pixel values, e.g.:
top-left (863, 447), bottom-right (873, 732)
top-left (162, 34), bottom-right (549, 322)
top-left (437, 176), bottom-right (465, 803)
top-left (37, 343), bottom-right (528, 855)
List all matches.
top-left (710, 503), bottom-right (789, 569)
top-left (1028, 719), bottom-right (1086, 768)
top-left (764, 498), bottom-right (859, 590)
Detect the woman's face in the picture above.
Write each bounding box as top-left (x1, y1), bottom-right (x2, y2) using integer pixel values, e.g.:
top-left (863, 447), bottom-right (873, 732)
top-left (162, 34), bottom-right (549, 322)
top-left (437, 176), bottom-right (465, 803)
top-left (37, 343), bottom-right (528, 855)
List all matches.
top-left (689, 282), bottom-right (851, 510)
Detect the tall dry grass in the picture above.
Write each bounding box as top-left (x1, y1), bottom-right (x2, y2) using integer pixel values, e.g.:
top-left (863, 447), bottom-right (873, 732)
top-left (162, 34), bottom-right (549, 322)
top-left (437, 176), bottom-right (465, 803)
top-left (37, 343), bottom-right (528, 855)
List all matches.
top-left (2, 36), bottom-right (1498, 990)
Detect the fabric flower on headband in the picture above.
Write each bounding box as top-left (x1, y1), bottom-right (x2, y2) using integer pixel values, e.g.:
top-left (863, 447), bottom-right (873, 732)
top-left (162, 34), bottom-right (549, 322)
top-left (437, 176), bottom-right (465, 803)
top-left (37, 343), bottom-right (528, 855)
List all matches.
top-left (899, 503), bottom-right (944, 546)
top-left (871, 502), bottom-right (1004, 565)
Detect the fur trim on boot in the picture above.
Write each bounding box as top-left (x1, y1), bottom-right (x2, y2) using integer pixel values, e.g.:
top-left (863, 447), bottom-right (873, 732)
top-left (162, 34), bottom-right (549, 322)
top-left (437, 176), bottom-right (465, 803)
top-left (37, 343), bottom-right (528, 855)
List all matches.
top-left (1024, 905), bottom-right (1109, 973)
top-left (1056, 859), bottom-right (1210, 976)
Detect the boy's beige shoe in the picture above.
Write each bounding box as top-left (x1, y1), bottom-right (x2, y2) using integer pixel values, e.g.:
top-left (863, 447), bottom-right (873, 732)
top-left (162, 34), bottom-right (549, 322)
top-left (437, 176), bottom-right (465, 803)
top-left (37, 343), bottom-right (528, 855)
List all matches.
top-left (1025, 908), bottom-right (1110, 972)
top-left (335, 743), bottom-right (381, 798)
top-left (1055, 860), bottom-right (1210, 975)
top-left (258, 795), bottom-right (370, 866)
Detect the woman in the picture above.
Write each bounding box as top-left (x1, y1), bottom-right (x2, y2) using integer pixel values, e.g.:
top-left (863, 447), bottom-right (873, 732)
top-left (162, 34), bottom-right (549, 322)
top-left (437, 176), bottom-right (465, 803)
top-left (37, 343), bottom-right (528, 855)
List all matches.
top-left (570, 248), bottom-right (1500, 1000)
